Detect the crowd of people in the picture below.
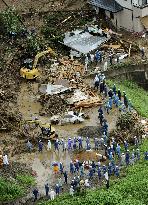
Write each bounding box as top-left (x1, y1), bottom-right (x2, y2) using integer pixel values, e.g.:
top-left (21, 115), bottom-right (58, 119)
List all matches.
top-left (32, 135), bottom-right (148, 201)
top-left (29, 74), bottom-right (148, 202)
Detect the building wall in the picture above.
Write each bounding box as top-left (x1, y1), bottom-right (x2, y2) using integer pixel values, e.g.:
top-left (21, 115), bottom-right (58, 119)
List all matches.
top-left (105, 7), bottom-right (145, 32)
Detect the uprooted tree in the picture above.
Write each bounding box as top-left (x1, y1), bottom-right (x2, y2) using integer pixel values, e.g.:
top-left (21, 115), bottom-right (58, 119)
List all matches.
top-left (110, 112), bottom-right (145, 144)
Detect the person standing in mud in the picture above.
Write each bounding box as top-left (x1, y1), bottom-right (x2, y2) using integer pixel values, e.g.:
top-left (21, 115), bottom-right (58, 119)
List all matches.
top-left (38, 140), bottom-right (43, 152)
top-left (33, 188), bottom-right (39, 202)
top-left (63, 171), bottom-right (68, 184)
top-left (117, 89), bottom-right (121, 100)
top-left (45, 183), bottom-right (49, 197)
top-left (54, 139), bottom-right (59, 151)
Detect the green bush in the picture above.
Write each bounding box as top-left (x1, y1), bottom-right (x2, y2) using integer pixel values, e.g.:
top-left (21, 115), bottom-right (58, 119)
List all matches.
top-left (0, 8), bottom-right (23, 35)
top-left (16, 174), bottom-right (36, 187)
top-left (0, 178), bottom-right (25, 201)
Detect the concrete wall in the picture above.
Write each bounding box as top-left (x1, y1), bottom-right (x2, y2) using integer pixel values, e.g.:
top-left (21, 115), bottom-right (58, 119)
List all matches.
top-left (105, 9), bottom-right (134, 32)
top-left (105, 7), bottom-right (145, 32)
top-left (104, 63), bottom-right (148, 90)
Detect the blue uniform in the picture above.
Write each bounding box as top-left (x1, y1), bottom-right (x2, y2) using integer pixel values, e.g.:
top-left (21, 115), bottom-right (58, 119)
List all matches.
top-left (70, 162), bottom-right (74, 174)
top-left (98, 168), bottom-right (102, 179)
top-left (125, 152), bottom-right (130, 165)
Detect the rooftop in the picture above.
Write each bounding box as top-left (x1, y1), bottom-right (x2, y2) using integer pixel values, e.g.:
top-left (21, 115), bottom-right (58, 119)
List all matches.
top-left (63, 30), bottom-right (110, 54)
top-left (88, 0), bottom-right (123, 13)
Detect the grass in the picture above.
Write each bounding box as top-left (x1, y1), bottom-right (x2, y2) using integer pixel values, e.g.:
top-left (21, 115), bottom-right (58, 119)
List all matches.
top-left (107, 80), bottom-right (148, 118)
top-left (0, 174), bottom-right (35, 202)
top-left (16, 174), bottom-right (36, 187)
top-left (38, 140), bottom-right (148, 205)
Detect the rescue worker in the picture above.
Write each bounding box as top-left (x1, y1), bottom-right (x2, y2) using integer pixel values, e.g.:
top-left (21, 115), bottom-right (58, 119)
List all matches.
top-left (55, 184), bottom-right (60, 195)
top-left (38, 140), bottom-right (43, 152)
top-left (125, 150), bottom-right (130, 166)
top-left (26, 140), bottom-right (33, 152)
top-left (117, 89), bottom-right (121, 100)
top-left (121, 153), bottom-right (125, 166)
top-left (69, 186), bottom-right (74, 196)
top-left (73, 137), bottom-right (77, 149)
top-left (68, 138), bottom-right (72, 151)
top-left (47, 139), bottom-right (51, 150)
top-left (116, 144), bottom-right (121, 158)
top-left (124, 140), bottom-right (128, 151)
top-left (124, 95), bottom-right (128, 108)
top-left (33, 188), bottom-right (39, 202)
top-left (136, 149), bottom-right (140, 160)
top-left (94, 138), bottom-right (99, 150)
top-left (63, 171), bottom-right (68, 184)
top-left (45, 183), bottom-right (49, 197)
top-left (112, 84), bottom-right (116, 94)
top-left (54, 139), bottom-right (59, 151)
top-left (100, 81), bottom-right (104, 93)
top-left (3, 154), bottom-right (9, 166)
top-left (94, 75), bottom-right (100, 90)
top-left (49, 189), bottom-right (56, 200)
top-left (59, 162), bottom-right (64, 174)
top-left (114, 166), bottom-right (119, 177)
top-left (108, 97), bottom-right (113, 109)
top-left (78, 136), bottom-right (83, 149)
top-left (98, 167), bottom-right (102, 180)
top-left (70, 161), bottom-right (75, 174)
top-left (105, 101), bottom-right (110, 114)
top-left (99, 114), bottom-right (104, 126)
top-left (108, 89), bottom-right (113, 98)
top-left (98, 106), bottom-right (103, 116)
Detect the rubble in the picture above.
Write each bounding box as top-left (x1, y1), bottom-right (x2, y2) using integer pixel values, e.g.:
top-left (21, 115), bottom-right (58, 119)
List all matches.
top-left (77, 126), bottom-right (102, 138)
top-left (109, 112), bottom-right (145, 143)
top-left (39, 94), bottom-right (68, 116)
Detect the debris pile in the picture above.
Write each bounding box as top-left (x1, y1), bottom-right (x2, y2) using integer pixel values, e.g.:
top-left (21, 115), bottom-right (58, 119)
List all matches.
top-left (0, 161), bottom-right (33, 179)
top-left (39, 94), bottom-right (68, 116)
top-left (0, 109), bottom-right (21, 131)
top-left (109, 112), bottom-right (145, 143)
top-left (77, 126), bottom-right (102, 138)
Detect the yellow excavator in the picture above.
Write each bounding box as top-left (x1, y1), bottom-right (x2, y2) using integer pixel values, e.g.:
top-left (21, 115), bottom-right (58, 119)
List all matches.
top-left (20, 47), bottom-right (57, 79)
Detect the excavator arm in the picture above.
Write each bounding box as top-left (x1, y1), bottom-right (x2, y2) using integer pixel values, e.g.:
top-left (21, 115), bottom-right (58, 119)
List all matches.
top-left (32, 47), bottom-right (57, 69)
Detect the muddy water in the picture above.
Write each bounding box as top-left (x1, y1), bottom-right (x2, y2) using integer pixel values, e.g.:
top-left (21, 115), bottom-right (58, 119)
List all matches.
top-left (17, 82), bottom-right (117, 138)
top-left (16, 81), bottom-right (118, 192)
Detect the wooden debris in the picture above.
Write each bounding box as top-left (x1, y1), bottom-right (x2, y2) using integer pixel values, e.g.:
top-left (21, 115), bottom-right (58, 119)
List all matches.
top-left (74, 97), bottom-right (103, 108)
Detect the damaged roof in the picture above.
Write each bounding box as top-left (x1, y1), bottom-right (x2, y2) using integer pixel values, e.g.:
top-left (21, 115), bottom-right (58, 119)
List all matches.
top-left (88, 0), bottom-right (123, 13)
top-left (63, 30), bottom-right (110, 54)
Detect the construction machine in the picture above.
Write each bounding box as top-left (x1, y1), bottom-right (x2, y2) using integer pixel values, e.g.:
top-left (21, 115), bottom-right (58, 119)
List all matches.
top-left (21, 119), bottom-right (57, 141)
top-left (20, 47), bottom-right (56, 79)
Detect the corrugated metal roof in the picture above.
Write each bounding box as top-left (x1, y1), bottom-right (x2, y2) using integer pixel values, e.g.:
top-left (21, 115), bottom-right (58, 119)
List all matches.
top-left (63, 30), bottom-right (110, 54)
top-left (88, 0), bottom-right (123, 13)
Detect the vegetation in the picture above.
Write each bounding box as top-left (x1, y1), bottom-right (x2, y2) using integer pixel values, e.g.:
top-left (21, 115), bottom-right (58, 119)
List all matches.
top-left (16, 174), bottom-right (36, 187)
top-left (0, 8), bottom-right (23, 35)
top-left (107, 80), bottom-right (148, 118)
top-left (38, 140), bottom-right (148, 205)
top-left (0, 178), bottom-right (24, 201)
top-left (0, 174), bottom-right (35, 202)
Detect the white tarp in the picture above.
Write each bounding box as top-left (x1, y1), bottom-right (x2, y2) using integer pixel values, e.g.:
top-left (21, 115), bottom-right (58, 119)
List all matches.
top-left (46, 84), bottom-right (70, 95)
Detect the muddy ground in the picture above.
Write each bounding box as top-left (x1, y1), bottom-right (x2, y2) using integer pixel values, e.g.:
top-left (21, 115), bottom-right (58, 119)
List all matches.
top-left (0, 1), bottom-right (147, 203)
